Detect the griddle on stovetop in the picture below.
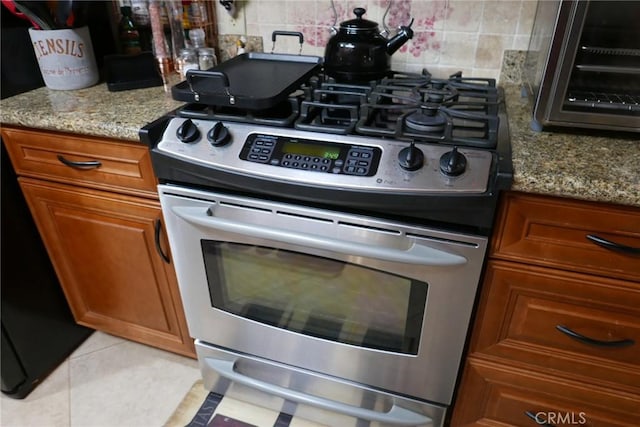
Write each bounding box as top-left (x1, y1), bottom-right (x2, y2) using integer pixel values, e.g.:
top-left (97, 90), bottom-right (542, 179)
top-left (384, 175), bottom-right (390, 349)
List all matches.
top-left (171, 51), bottom-right (323, 110)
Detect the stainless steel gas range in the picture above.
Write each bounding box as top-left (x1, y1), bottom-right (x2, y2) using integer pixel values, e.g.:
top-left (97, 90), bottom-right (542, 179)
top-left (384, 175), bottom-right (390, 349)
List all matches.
top-left (141, 69), bottom-right (512, 426)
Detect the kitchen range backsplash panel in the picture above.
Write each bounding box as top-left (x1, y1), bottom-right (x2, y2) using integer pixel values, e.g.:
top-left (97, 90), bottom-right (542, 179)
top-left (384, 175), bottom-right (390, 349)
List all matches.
top-left (216, 0), bottom-right (536, 81)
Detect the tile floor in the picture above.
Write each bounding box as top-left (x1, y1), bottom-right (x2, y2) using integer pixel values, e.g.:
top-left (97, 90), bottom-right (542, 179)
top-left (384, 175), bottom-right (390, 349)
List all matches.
top-left (0, 331), bottom-right (201, 427)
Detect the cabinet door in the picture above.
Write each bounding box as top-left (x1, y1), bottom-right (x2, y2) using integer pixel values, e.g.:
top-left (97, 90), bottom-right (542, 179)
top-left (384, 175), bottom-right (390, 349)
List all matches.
top-left (451, 358), bottom-right (640, 427)
top-left (19, 177), bottom-right (195, 358)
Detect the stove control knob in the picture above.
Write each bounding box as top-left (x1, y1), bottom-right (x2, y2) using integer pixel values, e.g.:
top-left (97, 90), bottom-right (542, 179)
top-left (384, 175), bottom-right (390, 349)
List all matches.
top-left (398, 141), bottom-right (424, 171)
top-left (176, 119), bottom-right (200, 143)
top-left (207, 122), bottom-right (231, 146)
top-left (440, 147), bottom-right (467, 176)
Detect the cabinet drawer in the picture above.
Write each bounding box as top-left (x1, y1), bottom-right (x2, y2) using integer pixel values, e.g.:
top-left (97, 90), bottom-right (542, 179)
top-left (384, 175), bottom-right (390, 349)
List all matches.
top-left (471, 261), bottom-right (640, 393)
top-left (451, 358), bottom-right (640, 427)
top-left (1, 126), bottom-right (157, 197)
top-left (493, 192), bottom-right (640, 282)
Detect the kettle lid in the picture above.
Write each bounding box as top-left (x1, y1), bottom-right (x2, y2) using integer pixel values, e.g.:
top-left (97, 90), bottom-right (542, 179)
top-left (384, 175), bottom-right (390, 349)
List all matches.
top-left (340, 7), bottom-right (378, 31)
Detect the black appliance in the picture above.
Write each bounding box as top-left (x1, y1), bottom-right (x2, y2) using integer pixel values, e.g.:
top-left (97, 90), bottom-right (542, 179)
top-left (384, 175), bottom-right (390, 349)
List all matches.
top-left (1, 144), bottom-right (93, 399)
top-left (1, 13), bottom-right (93, 399)
top-left (524, 0), bottom-right (640, 133)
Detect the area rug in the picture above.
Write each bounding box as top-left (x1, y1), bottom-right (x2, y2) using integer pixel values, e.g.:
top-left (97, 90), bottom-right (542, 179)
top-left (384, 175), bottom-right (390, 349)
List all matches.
top-left (163, 380), bottom-right (330, 427)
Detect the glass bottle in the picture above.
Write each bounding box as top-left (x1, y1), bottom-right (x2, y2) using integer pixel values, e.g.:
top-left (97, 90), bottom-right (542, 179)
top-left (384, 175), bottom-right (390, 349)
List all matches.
top-left (119, 6), bottom-right (142, 55)
top-left (165, 0), bottom-right (187, 74)
top-left (188, 0), bottom-right (208, 28)
top-left (148, 0), bottom-right (169, 59)
top-left (148, 0), bottom-right (171, 89)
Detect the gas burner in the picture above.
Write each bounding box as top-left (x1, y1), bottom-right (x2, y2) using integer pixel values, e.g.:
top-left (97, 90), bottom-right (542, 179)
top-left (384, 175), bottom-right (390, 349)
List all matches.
top-left (354, 72), bottom-right (501, 147)
top-left (405, 108), bottom-right (447, 133)
top-left (357, 98), bottom-right (500, 147)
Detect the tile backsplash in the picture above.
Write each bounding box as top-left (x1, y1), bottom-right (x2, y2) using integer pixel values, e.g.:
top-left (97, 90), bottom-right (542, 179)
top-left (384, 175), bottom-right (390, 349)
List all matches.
top-left (215, 0), bottom-right (537, 82)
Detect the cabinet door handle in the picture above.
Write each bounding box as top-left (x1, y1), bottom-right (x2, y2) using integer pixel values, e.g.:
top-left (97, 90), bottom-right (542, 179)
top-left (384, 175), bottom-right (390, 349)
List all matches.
top-left (586, 234), bottom-right (640, 256)
top-left (57, 155), bottom-right (102, 169)
top-left (556, 325), bottom-right (635, 348)
top-left (154, 219), bottom-right (171, 264)
top-left (525, 411), bottom-right (555, 426)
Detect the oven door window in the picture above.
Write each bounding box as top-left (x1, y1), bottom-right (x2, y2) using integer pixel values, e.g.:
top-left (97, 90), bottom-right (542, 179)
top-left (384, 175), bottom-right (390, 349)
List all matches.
top-left (202, 241), bottom-right (427, 355)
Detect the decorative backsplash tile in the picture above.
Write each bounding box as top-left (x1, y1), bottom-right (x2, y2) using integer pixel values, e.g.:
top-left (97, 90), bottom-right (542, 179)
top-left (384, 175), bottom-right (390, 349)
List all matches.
top-left (217, 35), bottom-right (264, 62)
top-left (215, 0), bottom-right (538, 82)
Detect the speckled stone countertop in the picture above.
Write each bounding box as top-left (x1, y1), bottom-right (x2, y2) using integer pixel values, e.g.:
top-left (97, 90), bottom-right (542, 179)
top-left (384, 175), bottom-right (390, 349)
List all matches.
top-left (1, 53), bottom-right (639, 207)
top-left (0, 80), bottom-right (183, 142)
top-left (500, 50), bottom-right (639, 207)
top-left (502, 83), bottom-right (639, 207)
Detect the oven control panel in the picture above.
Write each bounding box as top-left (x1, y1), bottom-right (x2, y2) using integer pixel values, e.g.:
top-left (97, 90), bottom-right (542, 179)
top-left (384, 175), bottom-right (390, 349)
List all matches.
top-left (239, 134), bottom-right (381, 176)
top-left (156, 118), bottom-right (495, 194)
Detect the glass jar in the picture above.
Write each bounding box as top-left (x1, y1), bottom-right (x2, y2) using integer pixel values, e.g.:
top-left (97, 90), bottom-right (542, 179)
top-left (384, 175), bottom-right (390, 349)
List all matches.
top-left (197, 48), bottom-right (217, 70)
top-left (178, 48), bottom-right (199, 78)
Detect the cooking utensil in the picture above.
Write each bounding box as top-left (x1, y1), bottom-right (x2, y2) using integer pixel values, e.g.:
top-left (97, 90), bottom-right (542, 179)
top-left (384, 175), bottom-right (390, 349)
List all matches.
top-left (14, 0), bottom-right (56, 29)
top-left (70, 0), bottom-right (87, 27)
top-left (324, 7), bottom-right (414, 83)
top-left (1, 0), bottom-right (41, 29)
top-left (171, 32), bottom-right (322, 109)
top-left (55, 0), bottom-right (73, 28)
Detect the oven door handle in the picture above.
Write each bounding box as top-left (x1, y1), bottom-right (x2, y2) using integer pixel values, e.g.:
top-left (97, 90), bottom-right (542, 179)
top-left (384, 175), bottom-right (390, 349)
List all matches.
top-left (206, 358), bottom-right (433, 426)
top-left (171, 206), bottom-right (467, 266)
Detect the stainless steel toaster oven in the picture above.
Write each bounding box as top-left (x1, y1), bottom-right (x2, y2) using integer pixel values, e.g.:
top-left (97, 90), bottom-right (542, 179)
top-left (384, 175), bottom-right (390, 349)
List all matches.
top-left (524, 0), bottom-right (639, 133)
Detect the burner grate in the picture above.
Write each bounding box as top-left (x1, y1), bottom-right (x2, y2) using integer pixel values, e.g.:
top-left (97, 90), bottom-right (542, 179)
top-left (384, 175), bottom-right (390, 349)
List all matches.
top-left (355, 74), bottom-right (500, 147)
top-left (356, 101), bottom-right (499, 148)
top-left (174, 69), bottom-right (502, 148)
top-left (294, 83), bottom-right (373, 134)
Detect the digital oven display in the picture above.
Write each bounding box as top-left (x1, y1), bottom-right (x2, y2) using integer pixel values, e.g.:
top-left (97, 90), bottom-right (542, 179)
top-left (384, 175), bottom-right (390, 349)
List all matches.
top-left (282, 141), bottom-right (340, 160)
top-left (240, 134), bottom-right (381, 177)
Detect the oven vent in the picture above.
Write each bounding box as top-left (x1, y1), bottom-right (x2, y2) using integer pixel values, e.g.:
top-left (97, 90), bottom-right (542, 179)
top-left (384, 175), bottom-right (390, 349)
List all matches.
top-left (337, 221), bottom-right (402, 236)
top-left (275, 210), bottom-right (334, 224)
top-left (217, 201), bottom-right (272, 213)
top-left (406, 233), bottom-right (479, 248)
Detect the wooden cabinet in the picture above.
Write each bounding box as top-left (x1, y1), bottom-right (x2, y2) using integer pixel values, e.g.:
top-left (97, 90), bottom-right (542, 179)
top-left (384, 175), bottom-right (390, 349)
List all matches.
top-left (1, 126), bottom-right (195, 358)
top-left (451, 192), bottom-right (640, 427)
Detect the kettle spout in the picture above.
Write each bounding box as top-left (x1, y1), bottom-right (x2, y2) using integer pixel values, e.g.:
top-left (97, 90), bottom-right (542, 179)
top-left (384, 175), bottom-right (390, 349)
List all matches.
top-left (386, 20), bottom-right (414, 55)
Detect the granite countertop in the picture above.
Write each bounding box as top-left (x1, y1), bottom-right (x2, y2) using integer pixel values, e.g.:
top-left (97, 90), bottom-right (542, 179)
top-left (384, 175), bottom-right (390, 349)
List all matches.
top-left (500, 51), bottom-right (639, 207)
top-left (0, 80), bottom-right (183, 142)
top-left (503, 83), bottom-right (639, 206)
top-left (1, 63), bottom-right (639, 207)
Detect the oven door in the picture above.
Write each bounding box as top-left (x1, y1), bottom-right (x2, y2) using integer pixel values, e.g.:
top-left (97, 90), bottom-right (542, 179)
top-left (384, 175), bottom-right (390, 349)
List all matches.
top-left (158, 184), bottom-right (487, 406)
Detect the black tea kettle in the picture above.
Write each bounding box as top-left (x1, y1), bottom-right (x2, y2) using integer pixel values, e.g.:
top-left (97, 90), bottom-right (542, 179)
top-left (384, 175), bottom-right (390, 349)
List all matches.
top-left (324, 7), bottom-right (414, 83)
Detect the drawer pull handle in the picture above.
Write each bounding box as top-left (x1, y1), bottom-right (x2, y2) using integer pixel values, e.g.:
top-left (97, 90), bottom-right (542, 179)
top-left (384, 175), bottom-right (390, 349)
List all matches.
top-left (57, 155), bottom-right (102, 169)
top-left (556, 325), bottom-right (635, 348)
top-left (586, 234), bottom-right (640, 256)
top-left (154, 219), bottom-right (171, 264)
top-left (525, 411), bottom-right (555, 426)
